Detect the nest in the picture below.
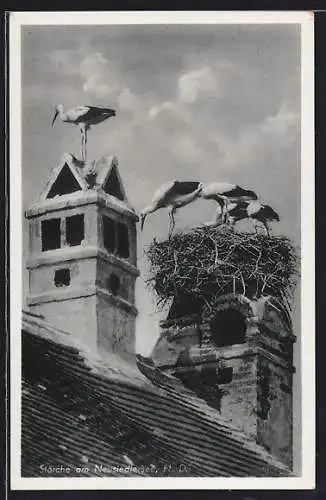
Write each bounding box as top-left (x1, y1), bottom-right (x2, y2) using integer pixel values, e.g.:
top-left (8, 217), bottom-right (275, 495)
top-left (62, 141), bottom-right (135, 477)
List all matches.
top-left (145, 226), bottom-right (299, 311)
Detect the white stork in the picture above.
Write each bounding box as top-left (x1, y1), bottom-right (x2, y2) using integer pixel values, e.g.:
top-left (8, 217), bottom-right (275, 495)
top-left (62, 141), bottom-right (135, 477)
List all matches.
top-left (51, 104), bottom-right (116, 161)
top-left (140, 181), bottom-right (204, 237)
top-left (198, 182), bottom-right (258, 224)
top-left (227, 200), bottom-right (280, 236)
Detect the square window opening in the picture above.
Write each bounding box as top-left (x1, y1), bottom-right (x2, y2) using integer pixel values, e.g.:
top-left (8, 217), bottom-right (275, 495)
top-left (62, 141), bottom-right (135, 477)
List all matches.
top-left (103, 215), bottom-right (115, 253)
top-left (218, 367), bottom-right (233, 384)
top-left (54, 269), bottom-right (70, 287)
top-left (41, 218), bottom-right (61, 251)
top-left (106, 273), bottom-right (120, 296)
top-left (66, 214), bottom-right (84, 246)
top-left (117, 222), bottom-right (129, 258)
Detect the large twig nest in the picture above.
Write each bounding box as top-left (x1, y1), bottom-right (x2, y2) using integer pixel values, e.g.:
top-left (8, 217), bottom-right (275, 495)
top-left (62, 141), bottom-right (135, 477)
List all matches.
top-left (145, 226), bottom-right (299, 311)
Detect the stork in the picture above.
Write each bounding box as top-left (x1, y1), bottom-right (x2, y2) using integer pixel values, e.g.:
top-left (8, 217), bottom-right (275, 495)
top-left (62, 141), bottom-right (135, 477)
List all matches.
top-left (227, 200), bottom-right (280, 236)
top-left (140, 181), bottom-right (204, 237)
top-left (198, 183), bottom-right (258, 224)
top-left (51, 104), bottom-right (116, 161)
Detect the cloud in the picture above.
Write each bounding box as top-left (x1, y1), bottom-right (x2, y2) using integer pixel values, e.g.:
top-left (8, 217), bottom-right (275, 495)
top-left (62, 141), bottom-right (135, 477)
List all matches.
top-left (148, 101), bottom-right (180, 120)
top-left (171, 133), bottom-right (205, 163)
top-left (49, 50), bottom-right (122, 99)
top-left (49, 49), bottom-right (80, 75)
top-left (79, 52), bottom-right (121, 97)
top-left (261, 105), bottom-right (298, 137)
top-left (215, 102), bottom-right (299, 175)
top-left (77, 54), bottom-right (156, 125)
top-left (178, 65), bottom-right (221, 103)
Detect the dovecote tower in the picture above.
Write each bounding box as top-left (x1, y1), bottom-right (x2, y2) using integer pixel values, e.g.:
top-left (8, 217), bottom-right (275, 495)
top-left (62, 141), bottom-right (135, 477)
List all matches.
top-left (150, 293), bottom-right (296, 468)
top-left (25, 153), bottom-right (139, 361)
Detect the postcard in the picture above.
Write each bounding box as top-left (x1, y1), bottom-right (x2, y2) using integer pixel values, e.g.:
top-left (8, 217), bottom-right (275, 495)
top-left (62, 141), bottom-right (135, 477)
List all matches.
top-left (9, 10), bottom-right (315, 490)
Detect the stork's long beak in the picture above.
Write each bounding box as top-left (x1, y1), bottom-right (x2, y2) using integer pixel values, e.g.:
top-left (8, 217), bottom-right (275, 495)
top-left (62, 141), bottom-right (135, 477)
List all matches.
top-left (140, 213), bottom-right (146, 231)
top-left (52, 110), bottom-right (59, 126)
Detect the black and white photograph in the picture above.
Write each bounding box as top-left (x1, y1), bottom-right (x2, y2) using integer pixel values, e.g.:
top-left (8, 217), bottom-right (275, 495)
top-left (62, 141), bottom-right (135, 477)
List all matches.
top-left (9, 11), bottom-right (315, 490)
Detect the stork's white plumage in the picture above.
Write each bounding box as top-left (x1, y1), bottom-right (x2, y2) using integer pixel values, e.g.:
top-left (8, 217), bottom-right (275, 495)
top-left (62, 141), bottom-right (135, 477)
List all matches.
top-left (227, 200), bottom-right (280, 236)
top-left (198, 182), bottom-right (258, 224)
top-left (52, 104), bottom-right (116, 161)
top-left (140, 181), bottom-right (204, 237)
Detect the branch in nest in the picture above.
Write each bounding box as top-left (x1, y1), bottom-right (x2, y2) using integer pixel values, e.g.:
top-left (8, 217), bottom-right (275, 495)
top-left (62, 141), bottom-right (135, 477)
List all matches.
top-left (145, 226), bottom-right (299, 309)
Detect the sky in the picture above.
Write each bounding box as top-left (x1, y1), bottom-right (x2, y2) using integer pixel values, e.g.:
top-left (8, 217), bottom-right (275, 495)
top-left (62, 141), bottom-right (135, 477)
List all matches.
top-left (21, 23), bottom-right (301, 357)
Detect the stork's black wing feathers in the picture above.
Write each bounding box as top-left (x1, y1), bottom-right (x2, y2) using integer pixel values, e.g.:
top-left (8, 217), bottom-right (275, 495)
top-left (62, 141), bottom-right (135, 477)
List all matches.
top-left (173, 181), bottom-right (201, 195)
top-left (251, 205), bottom-right (280, 222)
top-left (263, 205), bottom-right (280, 221)
top-left (223, 185), bottom-right (258, 200)
top-left (79, 105), bottom-right (116, 122)
top-left (153, 181), bottom-right (201, 207)
top-left (228, 201), bottom-right (249, 218)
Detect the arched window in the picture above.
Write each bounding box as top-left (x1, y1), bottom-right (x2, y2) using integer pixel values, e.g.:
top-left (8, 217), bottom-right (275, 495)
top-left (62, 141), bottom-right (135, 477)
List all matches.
top-left (210, 308), bottom-right (246, 347)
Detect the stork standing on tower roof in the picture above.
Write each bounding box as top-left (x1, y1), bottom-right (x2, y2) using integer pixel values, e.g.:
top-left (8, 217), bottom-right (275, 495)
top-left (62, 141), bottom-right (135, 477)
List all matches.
top-left (51, 104), bottom-right (116, 162)
top-left (140, 181), bottom-right (205, 237)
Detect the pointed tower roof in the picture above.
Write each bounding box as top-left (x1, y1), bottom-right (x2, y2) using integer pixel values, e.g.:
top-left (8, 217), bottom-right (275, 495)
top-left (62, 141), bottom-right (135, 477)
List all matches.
top-left (40, 153), bottom-right (88, 200)
top-left (28, 153), bottom-right (137, 220)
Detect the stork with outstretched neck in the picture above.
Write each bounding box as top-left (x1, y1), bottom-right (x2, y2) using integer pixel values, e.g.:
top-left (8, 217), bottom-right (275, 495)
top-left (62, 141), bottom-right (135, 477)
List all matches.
top-left (51, 104), bottom-right (116, 161)
top-left (140, 181), bottom-right (205, 237)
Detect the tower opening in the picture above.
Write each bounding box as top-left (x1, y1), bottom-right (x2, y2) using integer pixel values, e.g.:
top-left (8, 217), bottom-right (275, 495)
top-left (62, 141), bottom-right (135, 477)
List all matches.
top-left (47, 164), bottom-right (82, 198)
top-left (54, 268), bottom-right (70, 287)
top-left (107, 273), bottom-right (120, 296)
top-left (66, 214), bottom-right (84, 246)
top-left (217, 367), bottom-right (233, 384)
top-left (41, 218), bottom-right (61, 251)
top-left (103, 167), bottom-right (124, 201)
top-left (210, 309), bottom-right (246, 347)
top-left (117, 223), bottom-right (129, 258)
top-left (167, 295), bottom-right (203, 319)
top-left (103, 216), bottom-right (116, 253)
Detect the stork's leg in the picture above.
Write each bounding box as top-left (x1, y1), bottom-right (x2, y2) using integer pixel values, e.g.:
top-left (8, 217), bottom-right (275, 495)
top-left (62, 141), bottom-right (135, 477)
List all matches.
top-left (215, 200), bottom-right (225, 224)
top-left (224, 199), bottom-right (230, 224)
top-left (213, 204), bottom-right (223, 226)
top-left (168, 209), bottom-right (176, 238)
top-left (84, 128), bottom-right (88, 162)
top-left (80, 129), bottom-right (85, 161)
top-left (264, 221), bottom-right (271, 238)
top-left (79, 124), bottom-right (86, 161)
top-left (229, 217), bottom-right (236, 231)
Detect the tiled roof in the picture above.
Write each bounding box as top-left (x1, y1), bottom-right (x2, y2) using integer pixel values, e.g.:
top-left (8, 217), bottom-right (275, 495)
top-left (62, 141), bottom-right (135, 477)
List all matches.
top-left (22, 311), bottom-right (292, 478)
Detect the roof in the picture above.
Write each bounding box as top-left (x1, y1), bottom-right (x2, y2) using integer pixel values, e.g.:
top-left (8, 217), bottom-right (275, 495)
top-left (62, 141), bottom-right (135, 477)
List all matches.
top-left (21, 310), bottom-right (292, 478)
top-left (25, 153), bottom-right (137, 220)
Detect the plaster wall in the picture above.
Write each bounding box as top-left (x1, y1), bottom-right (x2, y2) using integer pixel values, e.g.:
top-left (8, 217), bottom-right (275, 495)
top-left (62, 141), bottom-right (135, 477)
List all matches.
top-left (96, 294), bottom-right (136, 362)
top-left (29, 258), bottom-right (97, 296)
top-left (29, 295), bottom-right (98, 350)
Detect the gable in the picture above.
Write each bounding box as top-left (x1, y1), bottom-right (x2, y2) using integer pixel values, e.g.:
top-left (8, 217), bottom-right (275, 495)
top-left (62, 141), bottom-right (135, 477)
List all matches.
top-left (46, 163), bottom-right (82, 199)
top-left (103, 166), bottom-right (125, 201)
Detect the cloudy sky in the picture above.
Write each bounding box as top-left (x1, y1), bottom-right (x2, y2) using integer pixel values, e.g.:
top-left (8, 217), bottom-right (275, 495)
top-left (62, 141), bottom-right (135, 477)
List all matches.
top-left (22, 23), bottom-right (301, 355)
